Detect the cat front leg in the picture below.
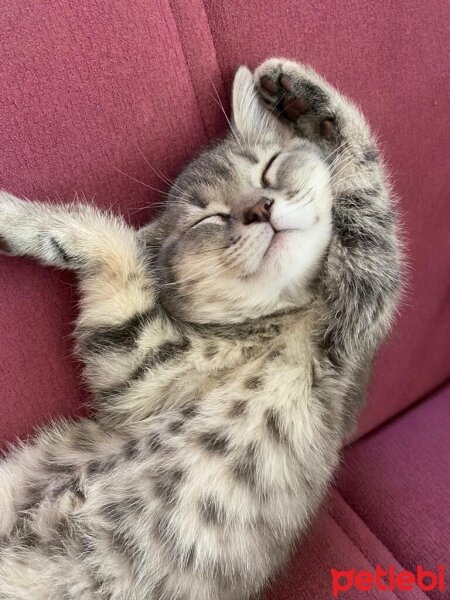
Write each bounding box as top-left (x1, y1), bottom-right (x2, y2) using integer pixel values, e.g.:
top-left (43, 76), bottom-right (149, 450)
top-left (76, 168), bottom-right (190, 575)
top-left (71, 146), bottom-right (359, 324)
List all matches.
top-left (0, 460), bottom-right (18, 536)
top-left (0, 192), bottom-right (165, 400)
top-left (253, 60), bottom-right (402, 419)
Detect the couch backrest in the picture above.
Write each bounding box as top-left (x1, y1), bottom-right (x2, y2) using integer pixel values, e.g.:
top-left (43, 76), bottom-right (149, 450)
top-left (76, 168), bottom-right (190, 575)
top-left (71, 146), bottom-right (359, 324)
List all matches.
top-left (1, 0), bottom-right (449, 446)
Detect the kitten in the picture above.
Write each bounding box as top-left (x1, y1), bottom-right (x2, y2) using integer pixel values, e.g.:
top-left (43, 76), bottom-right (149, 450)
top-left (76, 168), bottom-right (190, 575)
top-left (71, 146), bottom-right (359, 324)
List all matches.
top-left (0, 58), bottom-right (401, 600)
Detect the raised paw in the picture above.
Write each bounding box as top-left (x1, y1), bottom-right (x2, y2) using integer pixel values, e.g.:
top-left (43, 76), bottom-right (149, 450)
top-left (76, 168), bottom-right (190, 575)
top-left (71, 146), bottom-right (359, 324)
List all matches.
top-left (255, 59), bottom-right (338, 141)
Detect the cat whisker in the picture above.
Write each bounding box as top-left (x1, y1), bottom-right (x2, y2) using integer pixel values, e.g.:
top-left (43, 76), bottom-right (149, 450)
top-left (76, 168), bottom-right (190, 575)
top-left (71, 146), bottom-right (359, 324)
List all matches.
top-left (323, 140), bottom-right (349, 166)
top-left (114, 168), bottom-right (192, 207)
top-left (208, 78), bottom-right (247, 154)
top-left (134, 144), bottom-right (198, 202)
top-left (254, 100), bottom-right (281, 147)
top-left (328, 144), bottom-right (358, 175)
top-left (162, 250), bottom-right (249, 288)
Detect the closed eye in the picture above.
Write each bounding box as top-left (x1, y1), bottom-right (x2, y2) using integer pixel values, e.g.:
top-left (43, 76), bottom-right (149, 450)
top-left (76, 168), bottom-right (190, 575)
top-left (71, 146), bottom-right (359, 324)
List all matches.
top-left (191, 214), bottom-right (230, 229)
top-left (261, 153), bottom-right (280, 188)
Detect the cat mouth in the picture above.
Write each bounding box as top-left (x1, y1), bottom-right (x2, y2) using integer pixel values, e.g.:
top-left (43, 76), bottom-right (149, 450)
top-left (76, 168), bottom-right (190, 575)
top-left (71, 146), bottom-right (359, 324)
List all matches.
top-left (262, 226), bottom-right (299, 260)
top-left (272, 226), bottom-right (298, 235)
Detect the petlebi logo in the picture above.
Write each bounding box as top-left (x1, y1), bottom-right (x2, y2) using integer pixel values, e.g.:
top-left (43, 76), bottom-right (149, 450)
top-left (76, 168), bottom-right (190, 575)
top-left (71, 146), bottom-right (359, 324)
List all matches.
top-left (331, 565), bottom-right (446, 597)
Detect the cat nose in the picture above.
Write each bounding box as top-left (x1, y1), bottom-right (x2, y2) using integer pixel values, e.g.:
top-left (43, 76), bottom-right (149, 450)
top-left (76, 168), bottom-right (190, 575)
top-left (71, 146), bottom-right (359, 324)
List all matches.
top-left (243, 198), bottom-right (274, 225)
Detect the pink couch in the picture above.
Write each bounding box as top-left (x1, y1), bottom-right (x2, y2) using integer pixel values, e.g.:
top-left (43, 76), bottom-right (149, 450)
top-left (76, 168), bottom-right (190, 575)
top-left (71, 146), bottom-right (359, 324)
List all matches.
top-left (1, 1), bottom-right (449, 597)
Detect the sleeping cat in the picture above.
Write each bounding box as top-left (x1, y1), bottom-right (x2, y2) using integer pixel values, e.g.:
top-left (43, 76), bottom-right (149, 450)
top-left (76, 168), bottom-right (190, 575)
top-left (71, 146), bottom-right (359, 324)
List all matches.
top-left (0, 58), bottom-right (401, 599)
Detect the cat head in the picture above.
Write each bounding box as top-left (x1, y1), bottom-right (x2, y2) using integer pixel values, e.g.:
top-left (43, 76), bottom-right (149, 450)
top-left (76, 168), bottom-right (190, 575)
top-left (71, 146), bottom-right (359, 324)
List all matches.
top-left (144, 67), bottom-right (332, 324)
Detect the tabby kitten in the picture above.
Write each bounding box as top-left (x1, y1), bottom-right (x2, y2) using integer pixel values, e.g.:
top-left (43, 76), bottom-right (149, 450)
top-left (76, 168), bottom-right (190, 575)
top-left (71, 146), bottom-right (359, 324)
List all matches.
top-left (0, 58), bottom-right (401, 600)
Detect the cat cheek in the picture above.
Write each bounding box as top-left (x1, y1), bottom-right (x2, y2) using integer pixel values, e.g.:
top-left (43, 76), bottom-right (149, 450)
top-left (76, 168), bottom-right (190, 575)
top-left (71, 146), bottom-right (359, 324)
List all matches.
top-left (272, 207), bottom-right (318, 232)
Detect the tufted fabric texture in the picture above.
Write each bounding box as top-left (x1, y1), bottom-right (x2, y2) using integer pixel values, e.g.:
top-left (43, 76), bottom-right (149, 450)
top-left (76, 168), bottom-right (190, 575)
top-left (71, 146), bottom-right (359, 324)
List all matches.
top-left (0, 1), bottom-right (449, 597)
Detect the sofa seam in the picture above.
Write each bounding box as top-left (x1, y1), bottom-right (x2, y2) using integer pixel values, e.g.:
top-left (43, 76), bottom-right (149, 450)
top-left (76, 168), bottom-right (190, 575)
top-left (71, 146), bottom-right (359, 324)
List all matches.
top-left (331, 492), bottom-right (432, 599)
top-left (350, 376), bottom-right (450, 446)
top-left (327, 508), bottom-right (404, 600)
top-left (166, 0), bottom-right (225, 142)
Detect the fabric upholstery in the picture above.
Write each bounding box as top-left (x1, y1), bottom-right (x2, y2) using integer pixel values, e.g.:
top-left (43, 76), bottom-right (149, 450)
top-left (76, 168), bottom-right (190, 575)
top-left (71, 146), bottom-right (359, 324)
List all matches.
top-left (0, 0), bottom-right (211, 446)
top-left (1, 1), bottom-right (449, 447)
top-left (0, 3), bottom-right (449, 597)
top-left (265, 497), bottom-right (410, 600)
top-left (266, 383), bottom-right (450, 599)
top-left (338, 383), bottom-right (450, 600)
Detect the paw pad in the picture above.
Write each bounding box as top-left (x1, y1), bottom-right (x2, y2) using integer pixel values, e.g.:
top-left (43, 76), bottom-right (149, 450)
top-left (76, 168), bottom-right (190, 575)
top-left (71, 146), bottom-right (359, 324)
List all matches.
top-left (0, 234), bottom-right (11, 254)
top-left (257, 65), bottom-right (336, 139)
top-left (259, 73), bottom-right (310, 121)
top-left (279, 76), bottom-right (293, 92)
top-left (260, 75), bottom-right (278, 95)
top-left (282, 97), bottom-right (309, 121)
top-left (319, 118), bottom-right (335, 140)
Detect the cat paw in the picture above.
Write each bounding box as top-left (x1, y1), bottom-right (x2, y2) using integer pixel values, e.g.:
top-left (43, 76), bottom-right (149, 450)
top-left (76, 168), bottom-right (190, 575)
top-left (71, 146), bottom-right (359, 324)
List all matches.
top-left (0, 191), bottom-right (16, 255)
top-left (255, 59), bottom-right (337, 140)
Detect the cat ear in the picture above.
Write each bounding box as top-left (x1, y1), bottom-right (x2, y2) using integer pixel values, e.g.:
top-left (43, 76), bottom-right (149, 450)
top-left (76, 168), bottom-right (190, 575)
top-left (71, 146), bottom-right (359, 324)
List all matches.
top-left (232, 66), bottom-right (286, 143)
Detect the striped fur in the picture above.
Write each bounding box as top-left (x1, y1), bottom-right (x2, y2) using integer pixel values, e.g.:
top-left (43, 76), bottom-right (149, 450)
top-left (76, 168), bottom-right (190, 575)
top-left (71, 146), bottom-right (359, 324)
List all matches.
top-left (0, 58), bottom-right (401, 599)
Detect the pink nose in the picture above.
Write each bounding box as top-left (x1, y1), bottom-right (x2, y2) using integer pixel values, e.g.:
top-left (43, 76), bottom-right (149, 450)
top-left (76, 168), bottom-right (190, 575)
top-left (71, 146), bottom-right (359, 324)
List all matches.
top-left (243, 198), bottom-right (274, 225)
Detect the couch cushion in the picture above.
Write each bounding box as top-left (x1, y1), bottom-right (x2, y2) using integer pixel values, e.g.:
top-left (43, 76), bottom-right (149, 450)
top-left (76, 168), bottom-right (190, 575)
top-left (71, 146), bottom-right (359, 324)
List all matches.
top-left (265, 383), bottom-right (450, 599)
top-left (338, 382), bottom-right (450, 600)
top-left (1, 1), bottom-right (449, 447)
top-left (265, 491), bottom-right (429, 600)
top-left (0, 0), bottom-right (217, 447)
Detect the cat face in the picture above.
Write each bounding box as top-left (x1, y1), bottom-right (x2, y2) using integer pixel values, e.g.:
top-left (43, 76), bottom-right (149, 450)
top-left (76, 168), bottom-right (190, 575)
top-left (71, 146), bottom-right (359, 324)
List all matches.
top-left (148, 68), bottom-right (332, 323)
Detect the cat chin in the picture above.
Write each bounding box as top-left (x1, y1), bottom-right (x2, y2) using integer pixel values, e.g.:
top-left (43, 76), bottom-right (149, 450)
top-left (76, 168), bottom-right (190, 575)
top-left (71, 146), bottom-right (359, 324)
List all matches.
top-left (258, 220), bottom-right (330, 280)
